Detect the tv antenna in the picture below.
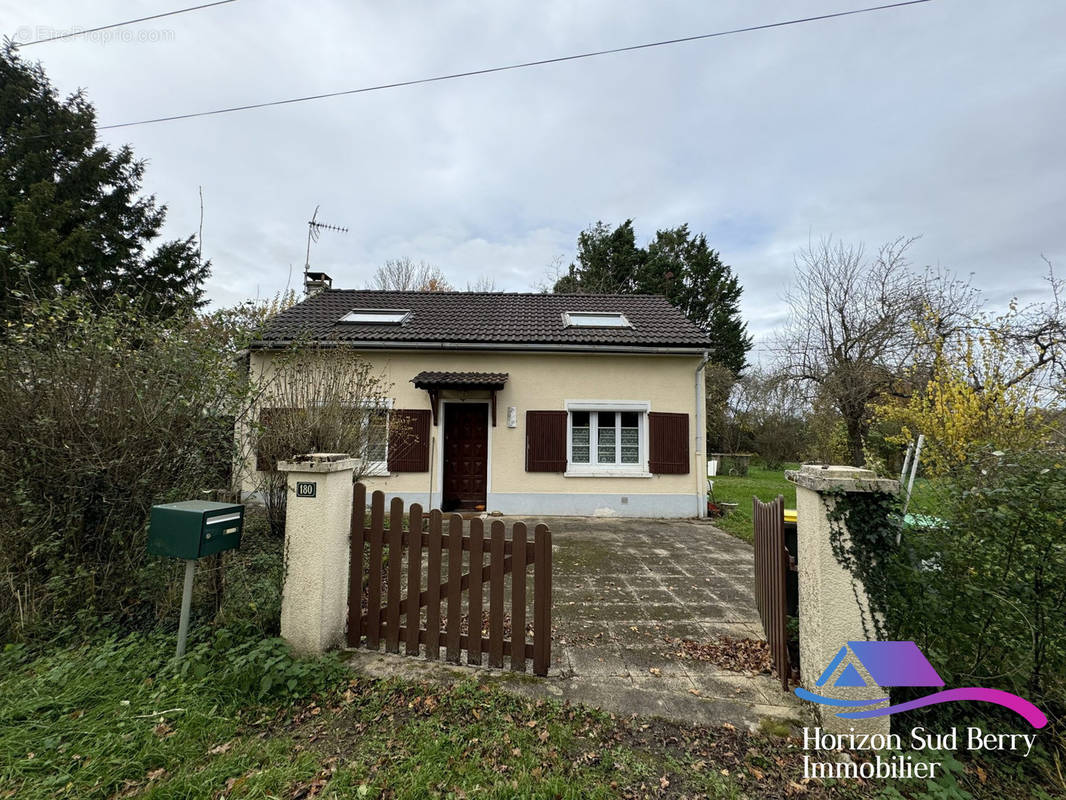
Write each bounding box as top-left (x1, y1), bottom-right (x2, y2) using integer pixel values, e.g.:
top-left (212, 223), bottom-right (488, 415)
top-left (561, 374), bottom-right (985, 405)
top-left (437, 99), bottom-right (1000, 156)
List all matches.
top-left (303, 204), bottom-right (348, 283)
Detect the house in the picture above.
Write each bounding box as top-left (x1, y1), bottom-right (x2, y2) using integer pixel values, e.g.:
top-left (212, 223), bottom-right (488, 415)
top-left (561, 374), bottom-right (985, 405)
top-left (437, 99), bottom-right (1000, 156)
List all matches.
top-left (240, 279), bottom-right (712, 517)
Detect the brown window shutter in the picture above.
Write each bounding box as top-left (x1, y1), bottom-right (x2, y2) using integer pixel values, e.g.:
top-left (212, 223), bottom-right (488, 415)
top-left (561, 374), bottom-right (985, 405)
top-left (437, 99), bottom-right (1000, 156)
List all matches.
top-left (388, 409), bottom-right (431, 472)
top-left (526, 410), bottom-right (567, 472)
top-left (649, 412), bottom-right (690, 474)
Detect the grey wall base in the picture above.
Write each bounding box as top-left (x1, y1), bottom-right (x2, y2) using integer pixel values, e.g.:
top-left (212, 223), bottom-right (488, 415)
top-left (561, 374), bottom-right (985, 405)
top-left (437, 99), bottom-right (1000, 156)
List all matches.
top-left (379, 491), bottom-right (699, 518)
top-left (243, 490), bottom-right (700, 518)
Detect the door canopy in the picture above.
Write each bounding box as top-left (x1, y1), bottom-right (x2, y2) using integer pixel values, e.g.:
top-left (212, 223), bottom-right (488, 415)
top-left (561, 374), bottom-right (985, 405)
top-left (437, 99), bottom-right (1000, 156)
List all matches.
top-left (410, 371), bottom-right (509, 426)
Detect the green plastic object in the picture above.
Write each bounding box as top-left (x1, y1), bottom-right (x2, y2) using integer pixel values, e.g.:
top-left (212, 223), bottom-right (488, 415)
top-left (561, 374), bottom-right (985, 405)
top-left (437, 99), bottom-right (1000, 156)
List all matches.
top-left (148, 500), bottom-right (244, 560)
top-left (903, 513), bottom-right (948, 530)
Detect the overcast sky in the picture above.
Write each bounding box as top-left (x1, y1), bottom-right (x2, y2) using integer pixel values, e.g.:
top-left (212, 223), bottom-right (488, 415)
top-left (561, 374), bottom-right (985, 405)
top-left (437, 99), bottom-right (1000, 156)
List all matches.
top-left (6, 0), bottom-right (1065, 357)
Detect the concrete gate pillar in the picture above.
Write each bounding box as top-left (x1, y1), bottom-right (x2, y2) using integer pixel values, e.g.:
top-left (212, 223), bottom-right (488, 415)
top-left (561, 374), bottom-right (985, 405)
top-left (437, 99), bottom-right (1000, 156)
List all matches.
top-left (278, 453), bottom-right (356, 655)
top-left (787, 465), bottom-right (899, 735)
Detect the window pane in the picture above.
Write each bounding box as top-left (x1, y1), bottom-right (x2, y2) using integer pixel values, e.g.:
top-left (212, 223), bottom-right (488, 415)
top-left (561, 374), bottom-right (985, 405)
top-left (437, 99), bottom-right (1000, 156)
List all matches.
top-left (620, 411), bottom-right (639, 428)
top-left (366, 409), bottom-right (388, 462)
top-left (565, 312), bottom-right (629, 328)
top-left (571, 411), bottom-right (590, 463)
top-left (340, 309), bottom-right (409, 324)
top-left (620, 421), bottom-right (639, 464)
top-left (597, 418), bottom-right (616, 464)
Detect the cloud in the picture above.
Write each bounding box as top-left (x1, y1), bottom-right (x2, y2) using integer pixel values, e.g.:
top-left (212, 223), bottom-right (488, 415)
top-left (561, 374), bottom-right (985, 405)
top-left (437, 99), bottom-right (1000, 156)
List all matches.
top-left (13, 0), bottom-right (1064, 349)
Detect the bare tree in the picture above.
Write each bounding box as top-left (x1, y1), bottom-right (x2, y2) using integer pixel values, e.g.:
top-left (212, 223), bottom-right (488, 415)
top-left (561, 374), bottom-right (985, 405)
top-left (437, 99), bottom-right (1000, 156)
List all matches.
top-left (974, 258), bottom-right (1066, 395)
top-left (251, 349), bottom-right (408, 536)
top-left (772, 236), bottom-right (979, 466)
top-left (726, 366), bottom-right (809, 467)
top-left (534, 254), bottom-right (568, 293)
top-left (466, 275), bottom-right (499, 292)
top-left (368, 257), bottom-right (453, 291)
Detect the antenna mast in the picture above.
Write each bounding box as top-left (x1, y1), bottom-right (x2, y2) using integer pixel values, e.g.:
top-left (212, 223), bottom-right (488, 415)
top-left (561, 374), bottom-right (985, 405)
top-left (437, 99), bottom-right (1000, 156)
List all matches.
top-left (303, 204), bottom-right (348, 287)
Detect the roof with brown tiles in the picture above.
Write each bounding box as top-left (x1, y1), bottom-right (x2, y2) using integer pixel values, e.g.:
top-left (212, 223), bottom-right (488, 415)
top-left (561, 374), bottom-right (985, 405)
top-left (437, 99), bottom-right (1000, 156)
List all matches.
top-left (411, 371), bottom-right (509, 388)
top-left (252, 290), bottom-right (710, 350)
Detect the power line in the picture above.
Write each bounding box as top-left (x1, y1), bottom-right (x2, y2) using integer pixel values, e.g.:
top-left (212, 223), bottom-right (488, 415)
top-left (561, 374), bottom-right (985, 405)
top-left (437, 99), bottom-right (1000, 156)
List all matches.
top-left (14, 0), bottom-right (237, 47)
top-left (33, 0), bottom-right (931, 137)
top-left (95, 0), bottom-right (931, 132)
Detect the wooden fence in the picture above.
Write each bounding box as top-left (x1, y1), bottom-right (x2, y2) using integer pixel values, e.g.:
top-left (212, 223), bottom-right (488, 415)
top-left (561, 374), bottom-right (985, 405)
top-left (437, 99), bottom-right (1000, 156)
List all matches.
top-left (753, 494), bottom-right (791, 691)
top-left (347, 484), bottom-right (552, 676)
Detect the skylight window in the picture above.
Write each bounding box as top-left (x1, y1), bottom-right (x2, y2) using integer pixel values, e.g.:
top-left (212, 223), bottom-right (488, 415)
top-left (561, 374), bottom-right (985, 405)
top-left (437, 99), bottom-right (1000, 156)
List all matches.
top-left (563, 311), bottom-right (632, 328)
top-left (339, 309), bottom-right (410, 324)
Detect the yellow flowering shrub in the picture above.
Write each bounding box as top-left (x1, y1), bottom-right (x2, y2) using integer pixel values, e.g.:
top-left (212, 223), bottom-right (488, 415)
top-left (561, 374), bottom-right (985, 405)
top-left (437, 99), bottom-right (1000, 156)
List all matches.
top-left (877, 326), bottom-right (1047, 476)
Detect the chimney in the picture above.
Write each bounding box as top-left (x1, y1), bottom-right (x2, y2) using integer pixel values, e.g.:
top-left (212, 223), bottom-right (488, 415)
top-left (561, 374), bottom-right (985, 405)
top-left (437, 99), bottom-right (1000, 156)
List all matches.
top-left (304, 271), bottom-right (332, 296)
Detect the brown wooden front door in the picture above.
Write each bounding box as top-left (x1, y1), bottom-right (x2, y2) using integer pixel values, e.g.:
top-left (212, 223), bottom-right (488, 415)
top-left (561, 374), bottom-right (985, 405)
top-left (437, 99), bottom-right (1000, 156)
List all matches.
top-left (442, 403), bottom-right (488, 511)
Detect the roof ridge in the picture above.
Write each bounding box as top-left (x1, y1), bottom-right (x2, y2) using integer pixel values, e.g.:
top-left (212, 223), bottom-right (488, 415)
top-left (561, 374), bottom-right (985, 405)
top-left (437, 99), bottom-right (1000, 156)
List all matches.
top-left (319, 288), bottom-right (671, 300)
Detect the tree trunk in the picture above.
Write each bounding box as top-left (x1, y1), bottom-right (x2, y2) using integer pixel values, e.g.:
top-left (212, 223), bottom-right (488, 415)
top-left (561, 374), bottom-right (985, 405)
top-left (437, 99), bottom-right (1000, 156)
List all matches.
top-left (844, 414), bottom-right (866, 467)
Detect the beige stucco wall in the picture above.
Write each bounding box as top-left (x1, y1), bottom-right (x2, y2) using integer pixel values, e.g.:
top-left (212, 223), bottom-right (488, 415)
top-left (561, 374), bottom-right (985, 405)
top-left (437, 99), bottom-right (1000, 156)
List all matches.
top-left (791, 465), bottom-right (898, 735)
top-left (239, 348), bottom-right (707, 517)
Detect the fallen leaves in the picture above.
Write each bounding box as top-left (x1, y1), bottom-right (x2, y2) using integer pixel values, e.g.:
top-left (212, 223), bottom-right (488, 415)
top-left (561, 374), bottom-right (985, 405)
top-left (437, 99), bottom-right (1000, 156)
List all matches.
top-left (290, 760), bottom-right (340, 799)
top-left (665, 635), bottom-right (773, 674)
top-left (290, 778), bottom-right (327, 799)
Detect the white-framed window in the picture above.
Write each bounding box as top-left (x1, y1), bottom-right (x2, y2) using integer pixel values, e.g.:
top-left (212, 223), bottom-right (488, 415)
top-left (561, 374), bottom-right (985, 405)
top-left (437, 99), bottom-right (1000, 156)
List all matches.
top-left (356, 398), bottom-right (393, 475)
top-left (565, 401), bottom-right (650, 476)
top-left (339, 309), bottom-right (411, 324)
top-left (562, 311), bottom-right (632, 328)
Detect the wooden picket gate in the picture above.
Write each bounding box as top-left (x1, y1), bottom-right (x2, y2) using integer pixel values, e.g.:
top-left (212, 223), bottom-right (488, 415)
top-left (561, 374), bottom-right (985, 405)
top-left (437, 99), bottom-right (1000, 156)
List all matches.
top-left (753, 494), bottom-right (791, 691)
top-left (346, 484), bottom-right (553, 675)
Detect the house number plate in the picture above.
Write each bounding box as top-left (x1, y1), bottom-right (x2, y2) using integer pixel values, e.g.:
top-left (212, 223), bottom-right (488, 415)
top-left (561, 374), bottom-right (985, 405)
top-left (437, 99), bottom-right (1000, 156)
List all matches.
top-left (296, 481), bottom-right (317, 498)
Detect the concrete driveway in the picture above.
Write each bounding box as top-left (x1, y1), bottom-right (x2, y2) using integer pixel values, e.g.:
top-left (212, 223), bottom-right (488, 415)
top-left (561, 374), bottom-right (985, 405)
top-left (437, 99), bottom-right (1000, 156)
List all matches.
top-left (346, 513), bottom-right (803, 729)
top-left (516, 514), bottom-right (803, 727)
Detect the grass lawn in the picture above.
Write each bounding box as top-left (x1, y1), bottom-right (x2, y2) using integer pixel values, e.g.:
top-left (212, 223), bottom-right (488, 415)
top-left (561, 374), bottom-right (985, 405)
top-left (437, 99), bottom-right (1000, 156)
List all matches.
top-left (3, 629), bottom-right (1046, 800)
top-left (708, 463), bottom-right (951, 545)
top-left (1, 629), bottom-right (868, 800)
top-left (709, 463), bottom-right (798, 544)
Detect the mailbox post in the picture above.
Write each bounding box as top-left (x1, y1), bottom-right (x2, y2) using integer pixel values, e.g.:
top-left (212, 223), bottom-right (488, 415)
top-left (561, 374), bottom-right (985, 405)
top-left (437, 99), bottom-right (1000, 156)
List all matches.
top-left (176, 560), bottom-right (196, 659)
top-left (148, 500), bottom-right (245, 660)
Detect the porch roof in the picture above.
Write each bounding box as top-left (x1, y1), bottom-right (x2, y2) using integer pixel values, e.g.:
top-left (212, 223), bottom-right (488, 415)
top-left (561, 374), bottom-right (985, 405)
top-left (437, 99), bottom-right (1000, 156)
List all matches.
top-left (411, 371), bottom-right (509, 426)
top-left (410, 371), bottom-right (509, 390)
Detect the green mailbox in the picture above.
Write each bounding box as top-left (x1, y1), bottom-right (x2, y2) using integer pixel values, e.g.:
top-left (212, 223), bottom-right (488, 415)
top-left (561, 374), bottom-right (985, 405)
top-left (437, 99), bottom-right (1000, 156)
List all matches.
top-left (148, 500), bottom-right (244, 560)
top-left (149, 499), bottom-right (245, 661)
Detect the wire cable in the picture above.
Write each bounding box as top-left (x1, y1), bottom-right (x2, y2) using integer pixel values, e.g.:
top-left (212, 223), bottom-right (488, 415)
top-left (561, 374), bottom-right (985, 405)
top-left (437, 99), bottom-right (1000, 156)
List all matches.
top-left (95, 0), bottom-right (931, 132)
top-left (22, 0), bottom-right (932, 137)
top-left (14, 0), bottom-right (238, 47)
